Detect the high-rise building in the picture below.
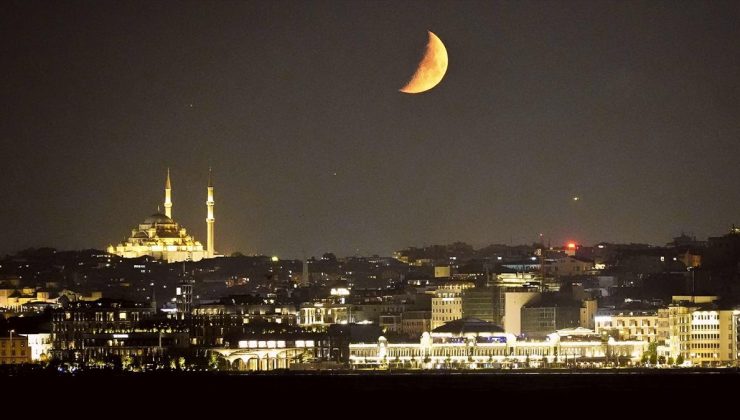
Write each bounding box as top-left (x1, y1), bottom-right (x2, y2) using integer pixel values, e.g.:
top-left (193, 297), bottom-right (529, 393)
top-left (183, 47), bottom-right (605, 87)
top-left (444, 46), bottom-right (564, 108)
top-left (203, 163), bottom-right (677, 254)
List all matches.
top-left (461, 287), bottom-right (498, 324)
top-left (503, 289), bottom-right (541, 335)
top-left (431, 281), bottom-right (474, 330)
top-left (176, 278), bottom-right (194, 320)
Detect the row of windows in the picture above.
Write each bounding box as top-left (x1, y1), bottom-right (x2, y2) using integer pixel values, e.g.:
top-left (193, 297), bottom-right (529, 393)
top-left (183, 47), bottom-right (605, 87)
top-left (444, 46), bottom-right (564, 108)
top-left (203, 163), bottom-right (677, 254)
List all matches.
top-left (56, 311), bottom-right (151, 321)
top-left (432, 316), bottom-right (458, 321)
top-left (0, 350), bottom-right (26, 356)
top-left (433, 300), bottom-right (461, 305)
top-left (694, 352), bottom-right (722, 358)
top-left (433, 308), bottom-right (460, 314)
top-left (692, 343), bottom-right (720, 349)
top-left (598, 321), bottom-right (654, 327)
top-left (691, 334), bottom-right (721, 340)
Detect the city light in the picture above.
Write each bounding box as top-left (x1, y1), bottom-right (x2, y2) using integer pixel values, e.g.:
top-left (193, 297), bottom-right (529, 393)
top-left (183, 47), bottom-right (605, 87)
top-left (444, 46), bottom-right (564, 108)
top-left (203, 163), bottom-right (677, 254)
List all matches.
top-left (1, 2), bottom-right (738, 396)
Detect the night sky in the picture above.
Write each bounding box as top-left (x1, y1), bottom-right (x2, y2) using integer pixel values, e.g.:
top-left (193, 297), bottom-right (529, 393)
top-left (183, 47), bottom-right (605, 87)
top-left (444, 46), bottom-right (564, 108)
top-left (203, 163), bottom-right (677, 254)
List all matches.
top-left (2, 0), bottom-right (740, 258)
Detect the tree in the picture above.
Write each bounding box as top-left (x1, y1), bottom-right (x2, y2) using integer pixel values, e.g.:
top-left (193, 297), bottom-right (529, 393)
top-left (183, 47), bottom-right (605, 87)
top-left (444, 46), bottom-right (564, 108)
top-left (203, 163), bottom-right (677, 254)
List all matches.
top-left (122, 354), bottom-right (133, 371)
top-left (676, 354), bottom-right (684, 365)
top-left (644, 342), bottom-right (659, 365)
top-left (208, 352), bottom-right (220, 370)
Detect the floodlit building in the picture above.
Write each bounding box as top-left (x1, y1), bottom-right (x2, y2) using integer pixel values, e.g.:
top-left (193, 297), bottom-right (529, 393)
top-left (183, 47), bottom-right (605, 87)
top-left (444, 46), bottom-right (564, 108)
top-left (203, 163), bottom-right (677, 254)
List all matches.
top-left (431, 281), bottom-right (474, 329)
top-left (401, 311), bottom-right (432, 338)
top-left (594, 310), bottom-right (660, 343)
top-left (19, 333), bottom-right (52, 362)
top-left (689, 309), bottom-right (735, 366)
top-left (108, 169), bottom-right (217, 263)
top-left (299, 301), bottom-right (350, 328)
top-left (348, 319), bottom-right (645, 369)
top-left (0, 335), bottom-right (31, 364)
top-left (211, 331), bottom-right (332, 371)
top-left (503, 289), bottom-right (541, 335)
top-left (656, 296), bottom-right (720, 363)
top-left (580, 299), bottom-right (598, 329)
top-left (659, 305), bottom-right (693, 362)
top-left (0, 288), bottom-right (57, 311)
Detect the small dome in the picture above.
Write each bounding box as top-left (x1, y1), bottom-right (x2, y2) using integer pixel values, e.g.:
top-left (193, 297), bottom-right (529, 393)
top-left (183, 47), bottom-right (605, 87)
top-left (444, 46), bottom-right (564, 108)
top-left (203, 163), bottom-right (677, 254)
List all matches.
top-left (144, 213), bottom-right (174, 225)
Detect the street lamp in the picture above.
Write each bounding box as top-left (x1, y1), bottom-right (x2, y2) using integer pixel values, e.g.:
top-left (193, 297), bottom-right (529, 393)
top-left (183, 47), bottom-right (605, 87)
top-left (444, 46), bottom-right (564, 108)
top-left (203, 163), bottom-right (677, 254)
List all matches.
top-left (9, 329), bottom-right (14, 363)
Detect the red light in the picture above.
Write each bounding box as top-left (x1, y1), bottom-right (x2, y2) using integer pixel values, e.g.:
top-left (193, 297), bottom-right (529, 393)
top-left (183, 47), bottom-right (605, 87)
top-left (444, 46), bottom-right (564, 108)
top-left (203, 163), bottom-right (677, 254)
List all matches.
top-left (567, 242), bottom-right (576, 249)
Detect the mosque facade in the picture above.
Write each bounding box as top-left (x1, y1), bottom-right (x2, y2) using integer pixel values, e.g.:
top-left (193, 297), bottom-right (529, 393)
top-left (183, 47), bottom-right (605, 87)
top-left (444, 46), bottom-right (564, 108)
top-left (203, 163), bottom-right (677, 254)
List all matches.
top-left (107, 169), bottom-right (216, 263)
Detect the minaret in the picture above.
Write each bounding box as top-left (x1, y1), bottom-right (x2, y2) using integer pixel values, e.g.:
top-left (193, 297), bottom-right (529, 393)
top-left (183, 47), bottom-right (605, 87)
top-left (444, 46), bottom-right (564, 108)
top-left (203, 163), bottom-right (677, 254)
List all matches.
top-left (206, 168), bottom-right (215, 258)
top-left (164, 168), bottom-right (173, 218)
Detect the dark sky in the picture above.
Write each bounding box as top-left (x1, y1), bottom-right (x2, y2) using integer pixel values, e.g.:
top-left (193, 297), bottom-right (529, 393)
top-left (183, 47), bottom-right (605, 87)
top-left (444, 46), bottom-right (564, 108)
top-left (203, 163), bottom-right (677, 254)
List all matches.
top-left (2, 0), bottom-right (740, 258)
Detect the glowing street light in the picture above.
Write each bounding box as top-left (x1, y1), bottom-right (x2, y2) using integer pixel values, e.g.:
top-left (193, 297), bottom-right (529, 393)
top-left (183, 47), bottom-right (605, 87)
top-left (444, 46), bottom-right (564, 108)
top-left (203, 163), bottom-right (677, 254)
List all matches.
top-left (9, 329), bottom-right (14, 361)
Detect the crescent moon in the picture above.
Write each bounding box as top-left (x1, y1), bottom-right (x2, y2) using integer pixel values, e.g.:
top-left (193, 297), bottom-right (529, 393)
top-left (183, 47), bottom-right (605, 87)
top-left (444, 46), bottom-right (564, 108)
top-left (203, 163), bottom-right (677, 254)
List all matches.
top-left (399, 31), bottom-right (448, 94)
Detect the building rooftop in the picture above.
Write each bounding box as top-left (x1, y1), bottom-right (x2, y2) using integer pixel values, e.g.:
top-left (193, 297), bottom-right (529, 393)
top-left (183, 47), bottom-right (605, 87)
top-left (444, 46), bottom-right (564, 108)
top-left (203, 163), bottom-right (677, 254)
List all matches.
top-left (432, 317), bottom-right (504, 335)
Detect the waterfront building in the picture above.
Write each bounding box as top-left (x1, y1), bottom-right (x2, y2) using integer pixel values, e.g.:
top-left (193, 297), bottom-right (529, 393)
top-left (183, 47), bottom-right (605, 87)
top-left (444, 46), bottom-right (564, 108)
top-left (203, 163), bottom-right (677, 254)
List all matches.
top-left (348, 319), bottom-right (645, 369)
top-left (51, 299), bottom-right (188, 363)
top-left (594, 309), bottom-right (660, 343)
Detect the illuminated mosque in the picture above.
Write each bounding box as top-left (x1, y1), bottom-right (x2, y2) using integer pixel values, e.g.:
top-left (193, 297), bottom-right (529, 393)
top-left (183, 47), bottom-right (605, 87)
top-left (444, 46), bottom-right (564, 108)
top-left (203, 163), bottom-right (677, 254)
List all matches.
top-left (107, 169), bottom-right (216, 263)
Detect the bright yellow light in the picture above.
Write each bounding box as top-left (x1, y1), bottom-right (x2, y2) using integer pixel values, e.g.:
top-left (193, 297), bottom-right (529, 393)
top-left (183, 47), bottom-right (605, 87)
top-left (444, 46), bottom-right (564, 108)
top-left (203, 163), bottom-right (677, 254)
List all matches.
top-left (271, 256), bottom-right (279, 262)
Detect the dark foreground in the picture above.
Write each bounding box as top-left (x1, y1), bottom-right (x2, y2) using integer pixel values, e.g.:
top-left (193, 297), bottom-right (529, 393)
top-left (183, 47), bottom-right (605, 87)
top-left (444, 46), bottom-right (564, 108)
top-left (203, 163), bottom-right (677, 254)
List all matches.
top-left (5, 368), bottom-right (740, 407)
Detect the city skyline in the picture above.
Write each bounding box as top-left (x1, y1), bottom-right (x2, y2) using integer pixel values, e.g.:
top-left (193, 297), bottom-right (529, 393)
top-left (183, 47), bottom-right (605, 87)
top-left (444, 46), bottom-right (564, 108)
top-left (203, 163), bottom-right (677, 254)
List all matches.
top-left (3, 1), bottom-right (740, 258)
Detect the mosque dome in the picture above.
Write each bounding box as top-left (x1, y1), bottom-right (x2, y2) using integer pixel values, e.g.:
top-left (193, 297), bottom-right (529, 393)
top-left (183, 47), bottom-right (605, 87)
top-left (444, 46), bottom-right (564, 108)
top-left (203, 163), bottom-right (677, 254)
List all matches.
top-left (144, 213), bottom-right (174, 225)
